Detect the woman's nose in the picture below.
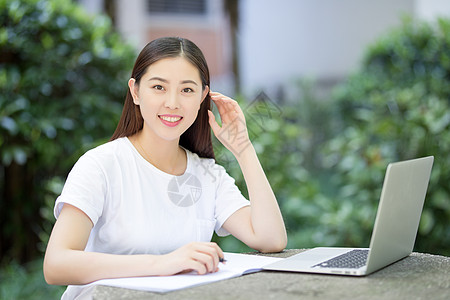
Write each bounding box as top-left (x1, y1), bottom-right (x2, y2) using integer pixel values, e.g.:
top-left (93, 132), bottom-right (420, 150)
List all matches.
top-left (164, 92), bottom-right (180, 109)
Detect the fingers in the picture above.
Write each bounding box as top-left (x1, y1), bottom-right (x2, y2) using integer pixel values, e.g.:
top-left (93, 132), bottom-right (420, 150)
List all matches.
top-left (186, 252), bottom-right (212, 275)
top-left (210, 92), bottom-right (241, 112)
top-left (208, 110), bottom-right (221, 136)
top-left (208, 91), bottom-right (251, 156)
top-left (210, 91), bottom-right (234, 102)
top-left (171, 242), bottom-right (224, 275)
top-left (202, 244), bottom-right (222, 274)
top-left (209, 92), bottom-right (244, 125)
top-left (190, 242), bottom-right (224, 274)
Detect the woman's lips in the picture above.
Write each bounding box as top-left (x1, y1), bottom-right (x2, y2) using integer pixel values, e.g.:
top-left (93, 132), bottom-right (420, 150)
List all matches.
top-left (159, 115), bottom-right (183, 127)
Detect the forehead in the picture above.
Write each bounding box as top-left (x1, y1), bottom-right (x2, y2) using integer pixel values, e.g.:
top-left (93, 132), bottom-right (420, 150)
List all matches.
top-left (144, 56), bottom-right (201, 82)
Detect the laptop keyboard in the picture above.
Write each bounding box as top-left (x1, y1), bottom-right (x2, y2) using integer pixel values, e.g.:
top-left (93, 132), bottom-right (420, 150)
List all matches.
top-left (313, 249), bottom-right (369, 269)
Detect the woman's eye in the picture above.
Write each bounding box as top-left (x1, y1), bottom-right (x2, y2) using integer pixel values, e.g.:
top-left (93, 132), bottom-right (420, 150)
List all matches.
top-left (153, 85), bottom-right (164, 91)
top-left (182, 87), bottom-right (194, 93)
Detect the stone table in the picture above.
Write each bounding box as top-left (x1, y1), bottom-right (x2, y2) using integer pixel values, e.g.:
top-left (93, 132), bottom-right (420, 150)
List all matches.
top-left (92, 249), bottom-right (450, 300)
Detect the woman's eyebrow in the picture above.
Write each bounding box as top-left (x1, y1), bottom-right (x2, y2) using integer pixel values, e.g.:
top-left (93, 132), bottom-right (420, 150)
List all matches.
top-left (148, 76), bottom-right (168, 83)
top-left (148, 77), bottom-right (198, 86)
top-left (180, 80), bottom-right (198, 86)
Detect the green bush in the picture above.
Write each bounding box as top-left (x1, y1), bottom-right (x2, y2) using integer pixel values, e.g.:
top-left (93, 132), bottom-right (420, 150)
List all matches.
top-left (0, 0), bottom-right (135, 263)
top-left (0, 258), bottom-right (64, 299)
top-left (323, 17), bottom-right (450, 255)
top-left (216, 17), bottom-right (450, 256)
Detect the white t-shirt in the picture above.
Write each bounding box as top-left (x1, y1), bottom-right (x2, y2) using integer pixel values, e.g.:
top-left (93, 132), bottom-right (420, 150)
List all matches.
top-left (54, 137), bottom-right (249, 299)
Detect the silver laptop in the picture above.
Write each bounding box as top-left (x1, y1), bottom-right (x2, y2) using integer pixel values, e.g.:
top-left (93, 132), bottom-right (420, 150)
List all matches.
top-left (263, 156), bottom-right (434, 276)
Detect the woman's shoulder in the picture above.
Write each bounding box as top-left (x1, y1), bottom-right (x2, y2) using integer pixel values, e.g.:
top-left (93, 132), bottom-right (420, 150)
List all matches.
top-left (79, 137), bottom-right (131, 165)
top-left (66, 138), bottom-right (135, 181)
top-left (185, 149), bottom-right (229, 180)
top-left (85, 137), bottom-right (128, 154)
top-left (185, 148), bottom-right (216, 168)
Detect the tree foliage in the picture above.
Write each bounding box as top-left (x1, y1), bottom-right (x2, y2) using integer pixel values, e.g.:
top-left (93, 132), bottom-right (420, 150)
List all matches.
top-left (0, 0), bottom-right (135, 263)
top-left (218, 17), bottom-right (450, 256)
top-left (323, 17), bottom-right (450, 255)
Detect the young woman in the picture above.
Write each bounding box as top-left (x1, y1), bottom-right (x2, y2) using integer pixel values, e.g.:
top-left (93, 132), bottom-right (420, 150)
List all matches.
top-left (43, 37), bottom-right (287, 299)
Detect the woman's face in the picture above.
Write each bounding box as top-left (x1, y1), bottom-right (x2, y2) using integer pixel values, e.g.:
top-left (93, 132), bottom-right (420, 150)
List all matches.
top-left (129, 56), bottom-right (209, 143)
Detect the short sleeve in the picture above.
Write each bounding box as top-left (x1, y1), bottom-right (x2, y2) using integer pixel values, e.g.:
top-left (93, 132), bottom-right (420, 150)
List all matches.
top-left (213, 164), bottom-right (250, 236)
top-left (54, 152), bottom-right (107, 226)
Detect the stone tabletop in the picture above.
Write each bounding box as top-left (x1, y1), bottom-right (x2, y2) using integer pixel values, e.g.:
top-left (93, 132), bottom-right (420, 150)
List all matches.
top-left (92, 249), bottom-right (450, 300)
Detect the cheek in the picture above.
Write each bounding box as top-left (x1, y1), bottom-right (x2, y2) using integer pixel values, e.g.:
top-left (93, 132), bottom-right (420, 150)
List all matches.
top-left (137, 99), bottom-right (158, 120)
top-left (188, 106), bottom-right (200, 121)
top-left (186, 97), bottom-right (202, 113)
top-left (183, 101), bottom-right (202, 125)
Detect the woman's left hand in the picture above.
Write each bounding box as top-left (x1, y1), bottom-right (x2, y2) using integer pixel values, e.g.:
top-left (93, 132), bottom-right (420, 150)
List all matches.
top-left (208, 92), bottom-right (287, 253)
top-left (208, 92), bottom-right (251, 158)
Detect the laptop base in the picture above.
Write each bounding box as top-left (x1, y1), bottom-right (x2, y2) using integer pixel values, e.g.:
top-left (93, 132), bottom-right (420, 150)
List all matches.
top-left (263, 247), bottom-right (369, 276)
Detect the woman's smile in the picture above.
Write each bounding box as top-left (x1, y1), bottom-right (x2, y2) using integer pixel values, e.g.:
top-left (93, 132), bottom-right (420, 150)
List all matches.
top-left (159, 114), bottom-right (183, 127)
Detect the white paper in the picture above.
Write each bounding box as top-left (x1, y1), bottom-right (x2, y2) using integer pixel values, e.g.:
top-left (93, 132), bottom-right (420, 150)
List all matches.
top-left (88, 252), bottom-right (283, 293)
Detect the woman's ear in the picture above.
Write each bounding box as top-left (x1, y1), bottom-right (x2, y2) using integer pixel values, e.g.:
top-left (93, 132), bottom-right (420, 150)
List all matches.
top-left (128, 78), bottom-right (139, 105)
top-left (201, 85), bottom-right (210, 103)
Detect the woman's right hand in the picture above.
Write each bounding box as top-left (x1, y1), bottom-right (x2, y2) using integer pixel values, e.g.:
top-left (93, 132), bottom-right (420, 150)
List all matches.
top-left (44, 203), bottom-right (225, 285)
top-left (158, 242), bottom-right (225, 275)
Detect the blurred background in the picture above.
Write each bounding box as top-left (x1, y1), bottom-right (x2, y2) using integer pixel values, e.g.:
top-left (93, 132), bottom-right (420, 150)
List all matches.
top-left (1, 0), bottom-right (449, 298)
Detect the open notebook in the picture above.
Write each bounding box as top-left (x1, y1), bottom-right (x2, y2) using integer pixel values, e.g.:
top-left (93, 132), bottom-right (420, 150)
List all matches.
top-left (88, 253), bottom-right (282, 293)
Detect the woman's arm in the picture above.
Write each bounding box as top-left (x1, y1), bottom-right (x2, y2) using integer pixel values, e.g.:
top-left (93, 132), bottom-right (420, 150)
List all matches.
top-left (43, 204), bottom-right (224, 285)
top-left (208, 92), bottom-right (287, 253)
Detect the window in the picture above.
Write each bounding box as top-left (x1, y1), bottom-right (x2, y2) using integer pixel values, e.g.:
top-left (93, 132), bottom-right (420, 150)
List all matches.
top-left (147, 0), bottom-right (207, 15)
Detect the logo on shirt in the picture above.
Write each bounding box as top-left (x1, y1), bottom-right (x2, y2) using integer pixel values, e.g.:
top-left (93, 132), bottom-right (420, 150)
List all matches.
top-left (167, 173), bottom-right (202, 207)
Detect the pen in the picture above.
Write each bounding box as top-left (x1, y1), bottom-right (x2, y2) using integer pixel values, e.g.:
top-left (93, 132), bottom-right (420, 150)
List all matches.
top-left (219, 257), bottom-right (227, 263)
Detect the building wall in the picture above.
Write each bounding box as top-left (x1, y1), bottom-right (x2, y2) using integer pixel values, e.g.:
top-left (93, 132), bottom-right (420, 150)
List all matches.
top-left (238, 0), bottom-right (416, 97)
top-left (77, 0), bottom-right (450, 98)
top-left (114, 0), bottom-right (233, 93)
top-left (238, 0), bottom-right (450, 98)
top-left (415, 0), bottom-right (450, 20)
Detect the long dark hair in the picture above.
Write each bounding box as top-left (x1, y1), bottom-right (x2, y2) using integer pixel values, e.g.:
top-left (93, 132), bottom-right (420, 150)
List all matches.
top-left (110, 37), bottom-right (214, 159)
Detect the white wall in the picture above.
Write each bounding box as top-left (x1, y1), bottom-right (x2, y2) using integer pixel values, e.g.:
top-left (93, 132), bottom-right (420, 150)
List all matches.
top-left (415, 0), bottom-right (450, 21)
top-left (115, 0), bottom-right (148, 49)
top-left (77, 0), bottom-right (103, 14)
top-left (238, 0), bottom-right (415, 97)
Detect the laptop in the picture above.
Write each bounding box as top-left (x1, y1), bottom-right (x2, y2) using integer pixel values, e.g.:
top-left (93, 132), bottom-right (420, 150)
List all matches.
top-left (263, 156), bottom-right (434, 276)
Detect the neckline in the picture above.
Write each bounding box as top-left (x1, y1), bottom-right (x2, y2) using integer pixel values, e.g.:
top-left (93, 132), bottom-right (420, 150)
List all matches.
top-left (123, 137), bottom-right (190, 178)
